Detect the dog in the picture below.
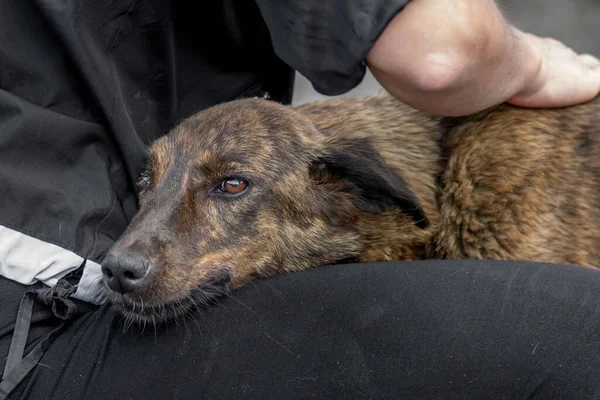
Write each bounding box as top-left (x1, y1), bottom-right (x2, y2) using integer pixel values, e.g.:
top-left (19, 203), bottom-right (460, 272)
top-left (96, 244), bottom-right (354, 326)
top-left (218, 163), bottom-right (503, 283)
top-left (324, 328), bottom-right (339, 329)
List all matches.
top-left (100, 90), bottom-right (600, 324)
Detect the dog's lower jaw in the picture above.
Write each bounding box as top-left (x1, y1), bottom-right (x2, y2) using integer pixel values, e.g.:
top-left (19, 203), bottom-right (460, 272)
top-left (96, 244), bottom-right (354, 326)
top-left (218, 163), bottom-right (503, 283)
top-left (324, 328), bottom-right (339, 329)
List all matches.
top-left (110, 296), bottom-right (197, 327)
top-left (111, 294), bottom-right (227, 327)
top-left (107, 278), bottom-right (233, 327)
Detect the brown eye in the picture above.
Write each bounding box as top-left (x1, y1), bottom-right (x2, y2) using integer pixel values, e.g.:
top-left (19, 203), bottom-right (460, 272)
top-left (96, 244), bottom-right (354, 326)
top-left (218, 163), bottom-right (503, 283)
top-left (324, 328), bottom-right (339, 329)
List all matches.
top-left (219, 178), bottom-right (248, 195)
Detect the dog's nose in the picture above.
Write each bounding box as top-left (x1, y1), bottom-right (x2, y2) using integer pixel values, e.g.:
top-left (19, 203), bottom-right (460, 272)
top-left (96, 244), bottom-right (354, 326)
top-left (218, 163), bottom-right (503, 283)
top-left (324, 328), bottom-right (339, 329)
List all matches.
top-left (101, 252), bottom-right (150, 294)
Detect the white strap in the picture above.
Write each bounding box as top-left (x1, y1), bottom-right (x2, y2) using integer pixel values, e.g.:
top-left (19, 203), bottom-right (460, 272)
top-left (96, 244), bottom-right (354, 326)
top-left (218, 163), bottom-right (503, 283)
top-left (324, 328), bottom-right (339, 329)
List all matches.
top-left (0, 224), bottom-right (107, 305)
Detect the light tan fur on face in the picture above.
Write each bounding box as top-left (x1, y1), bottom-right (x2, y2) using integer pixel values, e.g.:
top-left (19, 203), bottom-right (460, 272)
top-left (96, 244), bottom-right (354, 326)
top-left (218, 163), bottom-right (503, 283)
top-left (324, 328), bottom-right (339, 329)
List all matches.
top-left (106, 91), bottom-right (600, 323)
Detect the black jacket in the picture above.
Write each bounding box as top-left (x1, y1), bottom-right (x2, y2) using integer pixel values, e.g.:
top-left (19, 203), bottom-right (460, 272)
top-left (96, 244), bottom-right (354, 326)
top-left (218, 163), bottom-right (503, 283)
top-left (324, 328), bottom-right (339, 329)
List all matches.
top-left (0, 0), bottom-right (408, 304)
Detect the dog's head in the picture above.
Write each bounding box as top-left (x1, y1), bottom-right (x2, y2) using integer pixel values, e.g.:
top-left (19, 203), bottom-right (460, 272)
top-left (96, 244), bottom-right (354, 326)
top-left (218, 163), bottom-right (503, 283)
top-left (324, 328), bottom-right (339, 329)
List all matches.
top-left (101, 98), bottom-right (429, 323)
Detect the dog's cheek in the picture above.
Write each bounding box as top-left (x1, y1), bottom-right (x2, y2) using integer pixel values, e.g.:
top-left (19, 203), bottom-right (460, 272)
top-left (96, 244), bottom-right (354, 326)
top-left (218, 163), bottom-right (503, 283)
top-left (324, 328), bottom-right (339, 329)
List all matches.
top-left (133, 259), bottom-right (198, 304)
top-left (223, 217), bottom-right (291, 283)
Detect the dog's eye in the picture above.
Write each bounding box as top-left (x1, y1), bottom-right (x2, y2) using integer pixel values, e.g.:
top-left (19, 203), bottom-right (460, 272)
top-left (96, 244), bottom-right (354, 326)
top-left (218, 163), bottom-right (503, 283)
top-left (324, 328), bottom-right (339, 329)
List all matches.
top-left (137, 169), bottom-right (153, 192)
top-left (218, 178), bottom-right (248, 196)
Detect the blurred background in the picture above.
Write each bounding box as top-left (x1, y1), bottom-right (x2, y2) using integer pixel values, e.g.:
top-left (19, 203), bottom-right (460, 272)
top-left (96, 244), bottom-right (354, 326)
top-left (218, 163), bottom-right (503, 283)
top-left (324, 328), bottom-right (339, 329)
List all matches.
top-left (291, 0), bottom-right (600, 105)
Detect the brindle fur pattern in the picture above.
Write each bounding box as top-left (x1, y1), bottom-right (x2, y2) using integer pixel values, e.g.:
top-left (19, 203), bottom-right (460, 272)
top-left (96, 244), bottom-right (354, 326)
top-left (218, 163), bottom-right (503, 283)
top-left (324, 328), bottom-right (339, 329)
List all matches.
top-left (105, 91), bottom-right (600, 323)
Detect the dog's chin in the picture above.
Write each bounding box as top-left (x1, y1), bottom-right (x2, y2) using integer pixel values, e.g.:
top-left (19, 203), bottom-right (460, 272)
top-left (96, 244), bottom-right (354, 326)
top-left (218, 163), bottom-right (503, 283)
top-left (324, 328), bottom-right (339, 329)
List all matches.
top-left (107, 273), bottom-right (233, 327)
top-left (109, 294), bottom-right (196, 326)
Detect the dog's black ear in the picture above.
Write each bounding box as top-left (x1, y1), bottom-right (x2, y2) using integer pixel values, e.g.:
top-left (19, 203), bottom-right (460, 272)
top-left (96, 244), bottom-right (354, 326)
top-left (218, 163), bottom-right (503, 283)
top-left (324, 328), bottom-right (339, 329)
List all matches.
top-left (310, 142), bottom-right (428, 228)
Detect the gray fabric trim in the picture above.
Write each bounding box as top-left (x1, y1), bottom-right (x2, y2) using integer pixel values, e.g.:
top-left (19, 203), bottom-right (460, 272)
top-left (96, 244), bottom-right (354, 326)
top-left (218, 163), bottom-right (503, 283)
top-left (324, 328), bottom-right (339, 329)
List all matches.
top-left (0, 224), bottom-right (107, 305)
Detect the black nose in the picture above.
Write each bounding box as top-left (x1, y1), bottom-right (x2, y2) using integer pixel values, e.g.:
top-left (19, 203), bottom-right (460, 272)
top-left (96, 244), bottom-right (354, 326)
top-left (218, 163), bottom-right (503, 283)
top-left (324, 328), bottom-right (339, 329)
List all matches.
top-left (101, 252), bottom-right (150, 294)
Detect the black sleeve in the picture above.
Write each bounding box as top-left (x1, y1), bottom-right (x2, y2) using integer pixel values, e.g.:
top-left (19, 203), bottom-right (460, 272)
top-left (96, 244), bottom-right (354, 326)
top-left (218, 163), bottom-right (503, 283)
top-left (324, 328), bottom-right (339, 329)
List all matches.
top-left (254, 0), bottom-right (410, 96)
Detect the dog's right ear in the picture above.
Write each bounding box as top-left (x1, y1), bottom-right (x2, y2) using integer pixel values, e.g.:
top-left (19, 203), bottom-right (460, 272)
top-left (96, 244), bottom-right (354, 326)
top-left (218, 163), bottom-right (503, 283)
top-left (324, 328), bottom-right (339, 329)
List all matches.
top-left (309, 140), bottom-right (428, 228)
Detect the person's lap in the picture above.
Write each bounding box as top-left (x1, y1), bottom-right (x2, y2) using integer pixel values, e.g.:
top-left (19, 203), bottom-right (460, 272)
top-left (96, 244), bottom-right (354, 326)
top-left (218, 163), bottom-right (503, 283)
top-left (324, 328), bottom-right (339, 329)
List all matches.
top-left (2, 259), bottom-right (600, 399)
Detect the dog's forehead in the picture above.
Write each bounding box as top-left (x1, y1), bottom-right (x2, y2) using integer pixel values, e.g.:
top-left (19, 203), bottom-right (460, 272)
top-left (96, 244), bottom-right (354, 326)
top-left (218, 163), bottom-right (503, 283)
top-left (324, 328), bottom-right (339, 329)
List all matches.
top-left (177, 101), bottom-right (302, 151)
top-left (149, 100), bottom-right (312, 177)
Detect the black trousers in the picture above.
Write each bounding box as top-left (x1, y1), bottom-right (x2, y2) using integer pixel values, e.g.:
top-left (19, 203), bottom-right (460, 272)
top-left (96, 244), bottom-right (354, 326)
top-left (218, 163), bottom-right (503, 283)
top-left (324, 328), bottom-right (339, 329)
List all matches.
top-left (2, 259), bottom-right (600, 399)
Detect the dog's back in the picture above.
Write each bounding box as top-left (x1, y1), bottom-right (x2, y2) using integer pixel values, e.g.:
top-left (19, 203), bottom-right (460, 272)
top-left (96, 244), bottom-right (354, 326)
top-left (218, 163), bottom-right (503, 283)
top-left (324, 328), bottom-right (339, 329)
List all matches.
top-left (433, 97), bottom-right (600, 268)
top-left (297, 93), bottom-right (600, 269)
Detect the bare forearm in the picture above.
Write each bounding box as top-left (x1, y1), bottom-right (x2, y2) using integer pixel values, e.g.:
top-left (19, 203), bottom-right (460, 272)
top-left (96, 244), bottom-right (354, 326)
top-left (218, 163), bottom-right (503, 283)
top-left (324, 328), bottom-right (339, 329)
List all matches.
top-left (366, 0), bottom-right (542, 116)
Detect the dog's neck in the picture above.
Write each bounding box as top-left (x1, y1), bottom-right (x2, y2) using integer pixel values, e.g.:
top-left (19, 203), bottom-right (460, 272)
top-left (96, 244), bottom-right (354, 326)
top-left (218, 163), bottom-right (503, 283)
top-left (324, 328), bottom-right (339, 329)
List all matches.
top-left (355, 113), bottom-right (444, 262)
top-left (296, 93), bottom-right (445, 261)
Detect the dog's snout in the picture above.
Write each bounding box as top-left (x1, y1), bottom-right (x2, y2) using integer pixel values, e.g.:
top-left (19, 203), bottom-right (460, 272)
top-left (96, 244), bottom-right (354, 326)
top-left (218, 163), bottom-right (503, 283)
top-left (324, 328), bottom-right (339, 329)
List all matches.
top-left (101, 252), bottom-right (150, 294)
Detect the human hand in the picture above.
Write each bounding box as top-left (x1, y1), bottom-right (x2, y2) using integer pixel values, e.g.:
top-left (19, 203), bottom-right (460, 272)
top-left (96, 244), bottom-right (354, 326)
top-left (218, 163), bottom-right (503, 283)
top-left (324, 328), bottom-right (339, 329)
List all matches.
top-left (508, 29), bottom-right (600, 108)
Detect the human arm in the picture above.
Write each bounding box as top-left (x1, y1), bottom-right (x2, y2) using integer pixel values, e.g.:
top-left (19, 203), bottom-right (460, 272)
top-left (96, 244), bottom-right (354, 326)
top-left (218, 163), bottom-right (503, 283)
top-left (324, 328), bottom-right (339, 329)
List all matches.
top-left (365, 0), bottom-right (600, 116)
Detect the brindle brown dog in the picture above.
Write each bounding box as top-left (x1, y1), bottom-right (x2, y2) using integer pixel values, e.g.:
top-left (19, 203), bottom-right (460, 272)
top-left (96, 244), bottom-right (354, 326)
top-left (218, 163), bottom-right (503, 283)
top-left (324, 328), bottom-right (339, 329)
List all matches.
top-left (101, 91), bottom-right (600, 324)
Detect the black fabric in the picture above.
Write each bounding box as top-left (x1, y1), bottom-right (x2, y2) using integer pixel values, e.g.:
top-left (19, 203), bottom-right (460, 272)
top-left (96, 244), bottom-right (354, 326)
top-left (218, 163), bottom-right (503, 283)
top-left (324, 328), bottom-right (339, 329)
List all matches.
top-left (0, 279), bottom-right (80, 400)
top-left (255, 0), bottom-right (410, 95)
top-left (2, 260), bottom-right (600, 399)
